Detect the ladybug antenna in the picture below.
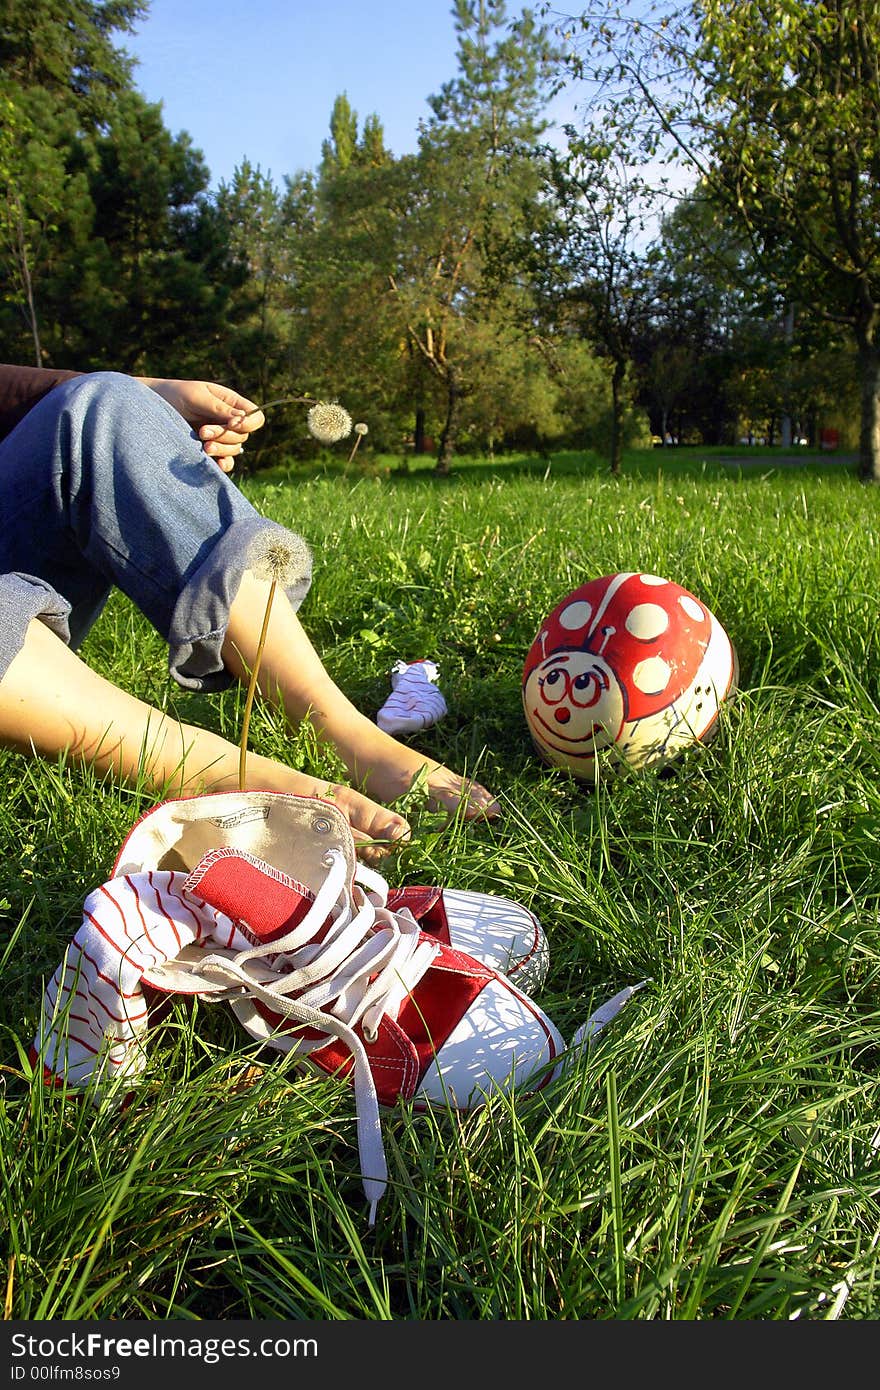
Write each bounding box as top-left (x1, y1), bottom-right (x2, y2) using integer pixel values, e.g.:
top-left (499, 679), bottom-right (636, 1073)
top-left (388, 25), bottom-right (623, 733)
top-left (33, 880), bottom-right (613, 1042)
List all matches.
top-left (597, 624), bottom-right (616, 655)
top-left (587, 573), bottom-right (631, 641)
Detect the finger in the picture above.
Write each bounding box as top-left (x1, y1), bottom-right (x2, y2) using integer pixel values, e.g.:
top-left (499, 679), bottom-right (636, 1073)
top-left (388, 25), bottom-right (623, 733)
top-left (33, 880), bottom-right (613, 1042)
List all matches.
top-left (229, 407), bottom-right (265, 433)
top-left (219, 440), bottom-right (247, 460)
top-left (200, 425), bottom-right (248, 447)
top-left (204, 383), bottom-right (262, 425)
top-left (201, 438), bottom-right (247, 473)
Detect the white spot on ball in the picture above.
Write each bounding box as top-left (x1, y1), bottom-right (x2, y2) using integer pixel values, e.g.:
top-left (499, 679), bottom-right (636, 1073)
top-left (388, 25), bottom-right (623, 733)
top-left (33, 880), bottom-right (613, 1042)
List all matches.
top-left (632, 656), bottom-right (671, 694)
top-left (638, 573), bottom-right (667, 586)
top-left (679, 595), bottom-right (705, 621)
top-left (559, 600), bottom-right (592, 630)
top-left (625, 602), bottom-right (669, 640)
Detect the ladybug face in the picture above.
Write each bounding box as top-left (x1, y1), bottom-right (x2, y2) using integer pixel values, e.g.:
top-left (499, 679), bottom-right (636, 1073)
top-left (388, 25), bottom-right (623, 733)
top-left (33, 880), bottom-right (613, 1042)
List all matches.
top-left (523, 650), bottom-right (625, 771)
top-left (522, 573), bottom-right (737, 782)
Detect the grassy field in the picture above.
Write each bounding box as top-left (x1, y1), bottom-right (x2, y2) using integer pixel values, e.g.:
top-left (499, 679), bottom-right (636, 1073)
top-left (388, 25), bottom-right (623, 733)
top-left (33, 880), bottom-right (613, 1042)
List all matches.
top-left (2, 443), bottom-right (879, 1320)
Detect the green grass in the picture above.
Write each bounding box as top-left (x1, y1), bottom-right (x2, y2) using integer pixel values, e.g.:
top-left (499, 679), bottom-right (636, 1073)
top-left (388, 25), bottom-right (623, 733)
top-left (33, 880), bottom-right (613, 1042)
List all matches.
top-left (2, 446), bottom-right (879, 1320)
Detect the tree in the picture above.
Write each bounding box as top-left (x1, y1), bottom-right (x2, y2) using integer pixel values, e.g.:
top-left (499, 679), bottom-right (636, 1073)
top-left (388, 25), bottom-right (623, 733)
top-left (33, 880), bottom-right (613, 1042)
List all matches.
top-left (0, 0), bottom-right (235, 376)
top-left (0, 1), bottom-right (146, 364)
top-left (281, 104), bottom-right (413, 456)
top-left (388, 0), bottom-right (560, 473)
top-left (540, 145), bottom-right (661, 472)
top-left (75, 92), bottom-right (227, 373)
top-left (549, 0), bottom-right (880, 480)
top-left (0, 0), bottom-right (147, 126)
top-left (646, 192), bottom-right (788, 444)
top-left (641, 341), bottom-right (695, 442)
top-left (320, 94), bottom-right (359, 178)
top-left (213, 161), bottom-right (297, 418)
top-left (0, 92), bottom-right (61, 363)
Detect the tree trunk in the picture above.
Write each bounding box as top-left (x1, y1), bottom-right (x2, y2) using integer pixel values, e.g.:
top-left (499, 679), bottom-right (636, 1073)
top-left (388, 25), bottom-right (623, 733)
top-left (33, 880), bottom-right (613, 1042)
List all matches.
top-left (414, 405), bottom-right (426, 454)
top-left (11, 190), bottom-right (41, 365)
top-left (435, 371), bottom-right (462, 476)
top-left (857, 338), bottom-right (880, 482)
top-left (609, 358), bottom-right (625, 476)
top-left (807, 407), bottom-right (817, 448)
top-left (780, 302), bottom-right (795, 447)
top-left (24, 265), bottom-right (41, 366)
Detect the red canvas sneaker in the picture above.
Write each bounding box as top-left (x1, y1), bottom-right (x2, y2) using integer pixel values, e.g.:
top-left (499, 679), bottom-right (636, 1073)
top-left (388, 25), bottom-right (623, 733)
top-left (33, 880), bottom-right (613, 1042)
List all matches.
top-left (34, 792), bottom-right (563, 1222)
top-left (112, 791), bottom-right (550, 993)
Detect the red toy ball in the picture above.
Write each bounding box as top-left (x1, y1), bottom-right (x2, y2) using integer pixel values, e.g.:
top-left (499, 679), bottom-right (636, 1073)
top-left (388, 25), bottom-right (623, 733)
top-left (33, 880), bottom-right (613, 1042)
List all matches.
top-left (522, 572), bottom-right (738, 782)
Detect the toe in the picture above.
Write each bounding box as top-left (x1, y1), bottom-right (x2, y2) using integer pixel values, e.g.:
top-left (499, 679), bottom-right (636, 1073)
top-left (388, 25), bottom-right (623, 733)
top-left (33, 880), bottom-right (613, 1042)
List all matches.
top-left (464, 783), bottom-right (501, 819)
top-left (352, 811), bottom-right (412, 863)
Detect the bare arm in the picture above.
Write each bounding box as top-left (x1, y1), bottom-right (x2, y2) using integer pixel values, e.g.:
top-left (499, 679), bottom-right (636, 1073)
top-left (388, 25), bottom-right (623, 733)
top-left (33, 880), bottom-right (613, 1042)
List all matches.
top-left (0, 618), bottom-right (410, 857)
top-left (0, 617), bottom-right (246, 795)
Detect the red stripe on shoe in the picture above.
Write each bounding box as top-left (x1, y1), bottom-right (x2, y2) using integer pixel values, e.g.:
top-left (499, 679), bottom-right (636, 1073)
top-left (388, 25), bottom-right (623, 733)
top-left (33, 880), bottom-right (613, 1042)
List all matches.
top-left (146, 871), bottom-right (184, 951)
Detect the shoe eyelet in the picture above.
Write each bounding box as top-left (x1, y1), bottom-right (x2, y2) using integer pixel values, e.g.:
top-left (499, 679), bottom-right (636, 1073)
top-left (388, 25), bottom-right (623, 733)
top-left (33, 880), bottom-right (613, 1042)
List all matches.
top-left (320, 851), bottom-right (335, 869)
top-left (312, 816), bottom-right (333, 834)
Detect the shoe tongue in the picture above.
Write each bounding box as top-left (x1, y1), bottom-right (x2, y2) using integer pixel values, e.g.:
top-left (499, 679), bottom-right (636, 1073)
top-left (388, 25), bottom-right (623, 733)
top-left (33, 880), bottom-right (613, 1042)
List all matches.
top-left (184, 848), bottom-right (316, 943)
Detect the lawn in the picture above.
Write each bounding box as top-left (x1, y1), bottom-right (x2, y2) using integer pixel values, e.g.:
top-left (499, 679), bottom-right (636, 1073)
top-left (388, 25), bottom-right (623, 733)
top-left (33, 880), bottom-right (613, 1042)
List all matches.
top-left (2, 445), bottom-right (879, 1320)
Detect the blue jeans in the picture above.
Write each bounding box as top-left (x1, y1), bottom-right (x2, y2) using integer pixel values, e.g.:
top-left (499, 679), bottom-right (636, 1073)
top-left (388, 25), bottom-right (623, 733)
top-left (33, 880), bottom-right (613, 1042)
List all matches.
top-left (0, 372), bottom-right (311, 689)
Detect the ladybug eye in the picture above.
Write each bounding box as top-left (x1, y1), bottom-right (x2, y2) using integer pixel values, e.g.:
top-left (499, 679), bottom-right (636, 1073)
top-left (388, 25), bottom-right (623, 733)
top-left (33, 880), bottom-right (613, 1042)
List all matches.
top-left (570, 667), bottom-right (610, 709)
top-left (538, 668), bottom-right (567, 704)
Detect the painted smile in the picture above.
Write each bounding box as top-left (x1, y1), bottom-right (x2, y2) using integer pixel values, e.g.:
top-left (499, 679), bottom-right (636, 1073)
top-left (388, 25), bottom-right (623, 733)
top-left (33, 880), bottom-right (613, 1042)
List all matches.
top-left (529, 708), bottom-right (611, 750)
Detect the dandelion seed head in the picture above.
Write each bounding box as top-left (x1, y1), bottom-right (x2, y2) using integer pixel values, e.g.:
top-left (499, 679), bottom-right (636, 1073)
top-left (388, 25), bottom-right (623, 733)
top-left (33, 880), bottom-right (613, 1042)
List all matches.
top-left (307, 400), bottom-right (353, 444)
top-left (247, 526), bottom-right (312, 587)
top-left (355, 422), bottom-right (368, 436)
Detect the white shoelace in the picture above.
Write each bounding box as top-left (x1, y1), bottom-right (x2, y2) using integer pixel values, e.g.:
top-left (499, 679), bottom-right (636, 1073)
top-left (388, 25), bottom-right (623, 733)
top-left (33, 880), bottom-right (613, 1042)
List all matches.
top-left (194, 849), bottom-right (439, 1223)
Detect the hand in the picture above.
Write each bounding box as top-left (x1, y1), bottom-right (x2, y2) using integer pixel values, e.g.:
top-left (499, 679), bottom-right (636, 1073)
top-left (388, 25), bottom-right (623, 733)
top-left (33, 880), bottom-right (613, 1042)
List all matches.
top-left (144, 378), bottom-right (266, 472)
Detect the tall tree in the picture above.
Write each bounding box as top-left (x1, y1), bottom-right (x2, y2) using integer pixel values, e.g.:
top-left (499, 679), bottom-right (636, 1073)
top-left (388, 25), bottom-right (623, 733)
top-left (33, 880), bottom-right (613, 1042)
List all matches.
top-left (75, 91), bottom-right (225, 373)
top-left (646, 193), bottom-right (789, 444)
top-left (549, 0), bottom-right (880, 480)
top-left (0, 91), bottom-right (61, 363)
top-left (0, 0), bottom-right (148, 364)
top-left (389, 0), bottom-right (559, 472)
top-left (0, 0), bottom-right (235, 375)
top-left (541, 146), bottom-right (661, 472)
top-left (0, 0), bottom-right (146, 125)
top-left (284, 104), bottom-right (410, 454)
top-left (214, 161), bottom-right (296, 415)
top-left (320, 94), bottom-right (359, 178)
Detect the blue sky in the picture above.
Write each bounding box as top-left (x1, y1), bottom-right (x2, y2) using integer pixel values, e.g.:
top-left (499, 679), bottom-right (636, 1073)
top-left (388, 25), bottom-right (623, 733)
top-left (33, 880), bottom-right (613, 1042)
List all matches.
top-left (124, 0), bottom-right (566, 189)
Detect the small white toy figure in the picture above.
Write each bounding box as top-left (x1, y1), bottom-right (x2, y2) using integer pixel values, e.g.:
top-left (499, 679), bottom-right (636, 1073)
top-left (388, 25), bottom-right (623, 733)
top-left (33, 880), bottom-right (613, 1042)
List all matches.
top-left (376, 659), bottom-right (448, 735)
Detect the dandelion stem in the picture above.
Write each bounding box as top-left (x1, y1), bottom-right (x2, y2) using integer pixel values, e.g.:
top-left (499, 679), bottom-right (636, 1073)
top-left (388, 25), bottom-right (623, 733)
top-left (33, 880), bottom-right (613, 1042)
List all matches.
top-left (238, 578), bottom-right (277, 792)
top-left (240, 395), bottom-right (315, 421)
top-left (347, 423), bottom-right (369, 463)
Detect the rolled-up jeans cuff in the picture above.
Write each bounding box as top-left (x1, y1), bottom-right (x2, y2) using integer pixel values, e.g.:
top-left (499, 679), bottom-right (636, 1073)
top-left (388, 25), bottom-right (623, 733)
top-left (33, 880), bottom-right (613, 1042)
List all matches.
top-left (0, 573), bottom-right (73, 682)
top-left (167, 517), bottom-right (312, 691)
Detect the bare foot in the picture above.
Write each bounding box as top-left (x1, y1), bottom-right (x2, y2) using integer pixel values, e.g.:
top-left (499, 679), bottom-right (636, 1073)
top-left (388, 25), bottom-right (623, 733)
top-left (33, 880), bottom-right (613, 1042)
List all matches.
top-left (322, 781), bottom-right (412, 863)
top-left (364, 757), bottom-right (500, 820)
top-left (244, 753), bottom-right (411, 862)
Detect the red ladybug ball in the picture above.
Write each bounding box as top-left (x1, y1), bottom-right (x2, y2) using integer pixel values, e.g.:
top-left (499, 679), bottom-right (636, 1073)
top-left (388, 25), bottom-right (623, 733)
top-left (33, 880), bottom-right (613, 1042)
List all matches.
top-left (522, 572), bottom-right (737, 781)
